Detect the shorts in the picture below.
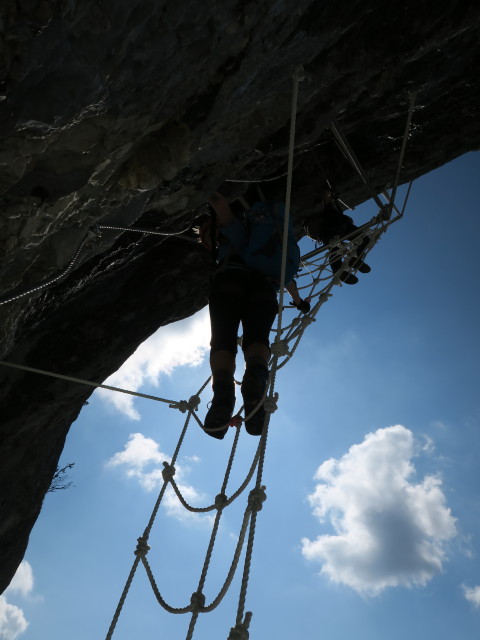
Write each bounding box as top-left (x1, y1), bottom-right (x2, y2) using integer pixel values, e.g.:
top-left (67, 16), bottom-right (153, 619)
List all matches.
top-left (208, 267), bottom-right (279, 355)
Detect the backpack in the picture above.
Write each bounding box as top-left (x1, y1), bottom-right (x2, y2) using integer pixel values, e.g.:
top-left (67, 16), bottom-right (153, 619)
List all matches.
top-left (242, 202), bottom-right (300, 285)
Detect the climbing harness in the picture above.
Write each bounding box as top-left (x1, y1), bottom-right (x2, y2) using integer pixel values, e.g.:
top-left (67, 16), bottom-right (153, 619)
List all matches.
top-left (0, 70), bottom-right (417, 640)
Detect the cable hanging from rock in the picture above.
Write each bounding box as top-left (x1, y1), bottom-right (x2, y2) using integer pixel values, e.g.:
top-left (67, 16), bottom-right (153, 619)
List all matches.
top-left (0, 218), bottom-right (197, 307)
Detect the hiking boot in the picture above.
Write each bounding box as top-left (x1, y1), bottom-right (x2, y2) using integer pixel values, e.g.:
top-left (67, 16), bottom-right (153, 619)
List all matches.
top-left (349, 256), bottom-right (371, 273)
top-left (330, 256), bottom-right (358, 285)
top-left (357, 261), bottom-right (371, 273)
top-left (339, 271), bottom-right (358, 285)
top-left (241, 364), bottom-right (269, 436)
top-left (204, 377), bottom-right (235, 440)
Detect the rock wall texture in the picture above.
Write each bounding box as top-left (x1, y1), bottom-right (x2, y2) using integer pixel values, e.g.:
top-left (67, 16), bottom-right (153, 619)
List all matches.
top-left (1, 0), bottom-right (480, 593)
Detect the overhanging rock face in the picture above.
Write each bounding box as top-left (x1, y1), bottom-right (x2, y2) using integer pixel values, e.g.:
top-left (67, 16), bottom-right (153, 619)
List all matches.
top-left (1, 0), bottom-right (480, 593)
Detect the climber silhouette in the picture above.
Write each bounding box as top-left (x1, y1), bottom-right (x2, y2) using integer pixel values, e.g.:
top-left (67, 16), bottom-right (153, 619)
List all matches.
top-left (199, 192), bottom-right (309, 439)
top-left (303, 190), bottom-right (371, 284)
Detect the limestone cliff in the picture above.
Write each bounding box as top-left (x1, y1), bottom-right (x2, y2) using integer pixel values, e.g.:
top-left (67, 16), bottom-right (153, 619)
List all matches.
top-left (1, 0), bottom-right (480, 593)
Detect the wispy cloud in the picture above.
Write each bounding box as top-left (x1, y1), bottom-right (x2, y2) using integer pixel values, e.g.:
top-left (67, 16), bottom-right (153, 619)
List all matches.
top-left (462, 584), bottom-right (480, 608)
top-left (430, 420), bottom-right (448, 431)
top-left (1, 561), bottom-right (35, 640)
top-left (301, 425), bottom-right (457, 595)
top-left (97, 308), bottom-right (210, 420)
top-left (106, 433), bottom-right (211, 523)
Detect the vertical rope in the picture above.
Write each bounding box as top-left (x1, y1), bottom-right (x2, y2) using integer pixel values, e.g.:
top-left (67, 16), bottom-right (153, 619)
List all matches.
top-left (275, 66), bottom-right (303, 331)
top-left (387, 92), bottom-right (416, 219)
top-left (234, 66), bottom-right (303, 631)
top-left (234, 433), bottom-right (268, 627)
top-left (105, 556), bottom-right (142, 640)
top-left (185, 426), bottom-right (243, 640)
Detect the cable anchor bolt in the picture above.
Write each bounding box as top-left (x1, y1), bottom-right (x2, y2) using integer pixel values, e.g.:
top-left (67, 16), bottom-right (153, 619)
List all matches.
top-left (88, 224), bottom-right (102, 239)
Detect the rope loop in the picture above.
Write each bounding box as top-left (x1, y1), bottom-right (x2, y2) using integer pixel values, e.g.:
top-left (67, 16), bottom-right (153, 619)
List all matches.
top-left (247, 486), bottom-right (267, 513)
top-left (188, 394), bottom-right (201, 411)
top-left (214, 492), bottom-right (228, 510)
top-left (161, 462), bottom-right (176, 483)
top-left (271, 340), bottom-right (289, 357)
top-left (264, 393), bottom-right (278, 415)
top-left (190, 591), bottom-right (206, 612)
top-left (134, 536), bottom-right (150, 558)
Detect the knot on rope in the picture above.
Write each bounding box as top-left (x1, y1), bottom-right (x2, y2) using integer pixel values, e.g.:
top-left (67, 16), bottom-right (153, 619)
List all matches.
top-left (173, 399), bottom-right (190, 413)
top-left (228, 625), bottom-right (249, 640)
top-left (271, 340), bottom-right (289, 357)
top-left (228, 612), bottom-right (252, 640)
top-left (264, 393), bottom-right (278, 415)
top-left (319, 292), bottom-right (330, 304)
top-left (301, 315), bottom-right (316, 327)
top-left (247, 486), bottom-right (267, 513)
top-left (215, 492), bottom-right (228, 510)
top-left (291, 316), bottom-right (301, 326)
top-left (134, 536), bottom-right (150, 558)
top-left (188, 394), bottom-right (201, 411)
top-left (190, 591), bottom-right (205, 612)
top-left (161, 461), bottom-right (176, 482)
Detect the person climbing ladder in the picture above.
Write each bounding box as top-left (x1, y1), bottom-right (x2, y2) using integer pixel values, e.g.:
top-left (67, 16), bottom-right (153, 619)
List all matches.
top-left (200, 192), bottom-right (310, 439)
top-left (303, 188), bottom-right (372, 284)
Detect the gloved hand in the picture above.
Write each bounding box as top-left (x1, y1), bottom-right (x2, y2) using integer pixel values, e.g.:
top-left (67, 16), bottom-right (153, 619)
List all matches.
top-left (294, 299), bottom-right (311, 314)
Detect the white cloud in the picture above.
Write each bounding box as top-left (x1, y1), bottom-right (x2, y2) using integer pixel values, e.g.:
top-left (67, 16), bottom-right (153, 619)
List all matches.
top-left (301, 425), bottom-right (457, 595)
top-left (106, 433), bottom-right (211, 523)
top-left (0, 597), bottom-right (28, 640)
top-left (462, 585), bottom-right (480, 608)
top-left (5, 562), bottom-right (34, 598)
top-left (97, 308), bottom-right (210, 419)
top-left (1, 562), bottom-right (35, 640)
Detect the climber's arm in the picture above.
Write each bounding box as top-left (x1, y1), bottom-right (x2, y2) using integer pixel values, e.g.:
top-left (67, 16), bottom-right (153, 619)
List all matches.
top-left (286, 280), bottom-right (311, 314)
top-left (286, 280), bottom-right (302, 305)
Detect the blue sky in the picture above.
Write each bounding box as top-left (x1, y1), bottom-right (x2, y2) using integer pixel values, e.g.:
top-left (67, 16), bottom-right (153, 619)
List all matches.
top-left (2, 151), bottom-right (480, 640)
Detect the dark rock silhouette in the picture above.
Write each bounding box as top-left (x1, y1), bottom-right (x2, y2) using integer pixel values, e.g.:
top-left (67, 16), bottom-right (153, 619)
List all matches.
top-left (1, 0), bottom-right (480, 593)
